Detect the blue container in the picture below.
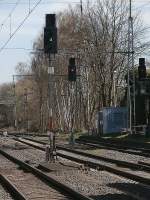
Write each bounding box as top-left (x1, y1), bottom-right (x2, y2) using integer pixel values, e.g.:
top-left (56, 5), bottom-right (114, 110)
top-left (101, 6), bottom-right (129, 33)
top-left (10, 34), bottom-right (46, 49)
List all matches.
top-left (97, 107), bottom-right (127, 134)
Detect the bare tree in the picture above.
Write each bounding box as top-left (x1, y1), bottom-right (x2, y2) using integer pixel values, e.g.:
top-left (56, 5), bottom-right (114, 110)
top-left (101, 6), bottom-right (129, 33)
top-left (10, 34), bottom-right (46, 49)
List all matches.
top-left (10, 0), bottom-right (150, 133)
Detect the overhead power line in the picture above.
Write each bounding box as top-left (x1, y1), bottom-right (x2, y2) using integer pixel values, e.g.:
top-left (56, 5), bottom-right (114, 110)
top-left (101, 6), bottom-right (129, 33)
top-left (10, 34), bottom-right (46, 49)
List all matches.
top-left (3, 47), bottom-right (33, 51)
top-left (0, 0), bottom-right (43, 54)
top-left (0, 0), bottom-right (80, 4)
top-left (0, 0), bottom-right (21, 33)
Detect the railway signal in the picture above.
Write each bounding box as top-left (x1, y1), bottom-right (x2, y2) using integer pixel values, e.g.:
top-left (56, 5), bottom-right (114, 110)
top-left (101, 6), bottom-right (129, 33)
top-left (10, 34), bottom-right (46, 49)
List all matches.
top-left (137, 58), bottom-right (150, 96)
top-left (44, 14), bottom-right (57, 54)
top-left (138, 58), bottom-right (146, 80)
top-left (68, 58), bottom-right (76, 82)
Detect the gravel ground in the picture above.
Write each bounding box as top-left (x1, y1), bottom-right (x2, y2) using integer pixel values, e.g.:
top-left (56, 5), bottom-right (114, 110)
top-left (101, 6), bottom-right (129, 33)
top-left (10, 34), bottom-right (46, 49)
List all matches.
top-left (49, 169), bottom-right (150, 200)
top-left (57, 142), bottom-right (149, 164)
top-left (84, 148), bottom-right (149, 163)
top-left (25, 136), bottom-right (149, 164)
top-left (6, 170), bottom-right (70, 200)
top-left (6, 137), bottom-right (150, 181)
top-left (57, 149), bottom-right (150, 179)
top-left (1, 138), bottom-right (149, 200)
top-left (0, 142), bottom-right (72, 200)
top-left (30, 136), bottom-right (68, 145)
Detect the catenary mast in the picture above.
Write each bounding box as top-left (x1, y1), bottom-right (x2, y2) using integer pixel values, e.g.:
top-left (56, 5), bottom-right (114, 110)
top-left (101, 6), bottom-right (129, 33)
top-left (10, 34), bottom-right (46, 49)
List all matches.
top-left (127, 0), bottom-right (135, 133)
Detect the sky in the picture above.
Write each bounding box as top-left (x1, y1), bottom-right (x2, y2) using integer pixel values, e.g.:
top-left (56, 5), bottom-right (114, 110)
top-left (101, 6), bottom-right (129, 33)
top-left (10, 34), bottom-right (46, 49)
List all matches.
top-left (0, 0), bottom-right (150, 84)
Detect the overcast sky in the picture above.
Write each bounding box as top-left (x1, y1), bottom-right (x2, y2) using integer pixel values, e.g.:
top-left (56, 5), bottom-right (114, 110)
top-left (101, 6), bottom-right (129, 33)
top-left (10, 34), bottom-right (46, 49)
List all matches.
top-left (0, 0), bottom-right (150, 84)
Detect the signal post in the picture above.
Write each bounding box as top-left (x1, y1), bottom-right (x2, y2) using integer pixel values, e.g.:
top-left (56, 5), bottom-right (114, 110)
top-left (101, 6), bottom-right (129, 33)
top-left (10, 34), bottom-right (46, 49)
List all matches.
top-left (44, 14), bottom-right (57, 162)
top-left (68, 58), bottom-right (77, 145)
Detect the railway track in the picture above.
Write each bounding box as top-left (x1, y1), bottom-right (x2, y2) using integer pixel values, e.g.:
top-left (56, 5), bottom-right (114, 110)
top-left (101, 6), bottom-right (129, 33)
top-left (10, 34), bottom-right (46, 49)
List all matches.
top-left (98, 137), bottom-right (150, 150)
top-left (8, 132), bottom-right (150, 156)
top-left (75, 138), bottom-right (150, 158)
top-left (4, 137), bottom-right (149, 199)
top-left (16, 135), bottom-right (150, 160)
top-left (0, 179), bottom-right (15, 200)
top-left (0, 144), bottom-right (92, 200)
top-left (20, 137), bottom-right (150, 172)
top-left (1, 138), bottom-right (143, 200)
top-left (0, 174), bottom-right (27, 200)
top-left (15, 137), bottom-right (150, 189)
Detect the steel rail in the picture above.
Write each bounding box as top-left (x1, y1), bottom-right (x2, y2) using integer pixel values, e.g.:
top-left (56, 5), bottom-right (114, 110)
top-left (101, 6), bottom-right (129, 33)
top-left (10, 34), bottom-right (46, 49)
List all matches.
top-left (78, 140), bottom-right (150, 156)
top-left (0, 148), bottom-right (92, 200)
top-left (0, 174), bottom-right (27, 200)
top-left (76, 138), bottom-right (150, 157)
top-left (77, 137), bottom-right (150, 152)
top-left (15, 137), bottom-right (150, 186)
top-left (9, 132), bottom-right (150, 155)
top-left (21, 137), bottom-right (150, 173)
top-left (2, 132), bottom-right (150, 151)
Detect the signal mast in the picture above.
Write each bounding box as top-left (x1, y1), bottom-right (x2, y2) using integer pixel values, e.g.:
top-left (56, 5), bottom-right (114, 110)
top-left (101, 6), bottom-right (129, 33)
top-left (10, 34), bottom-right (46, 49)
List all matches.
top-left (127, 0), bottom-right (135, 133)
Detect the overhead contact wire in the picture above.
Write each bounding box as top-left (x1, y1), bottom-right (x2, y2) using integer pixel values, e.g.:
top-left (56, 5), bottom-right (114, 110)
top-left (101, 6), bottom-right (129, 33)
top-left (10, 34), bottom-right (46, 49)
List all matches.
top-left (0, 0), bottom-right (43, 53)
top-left (0, 0), bottom-right (21, 33)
